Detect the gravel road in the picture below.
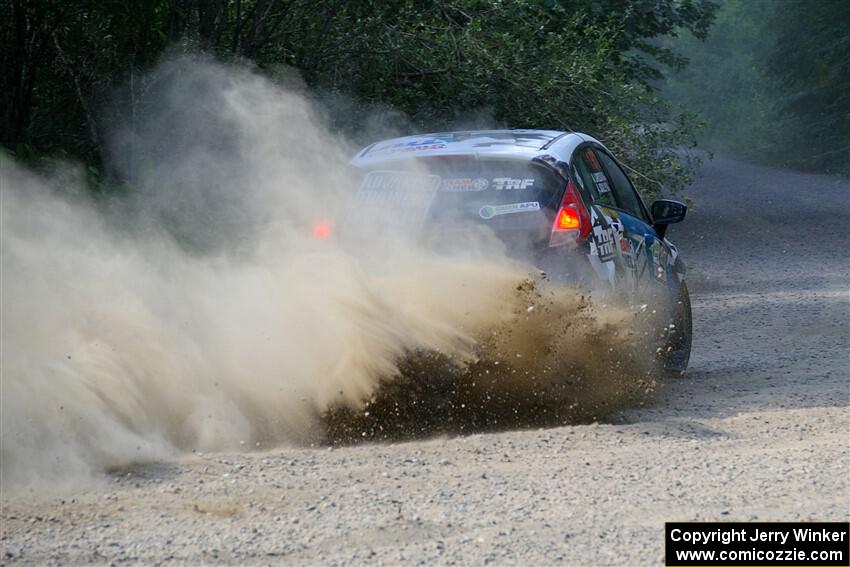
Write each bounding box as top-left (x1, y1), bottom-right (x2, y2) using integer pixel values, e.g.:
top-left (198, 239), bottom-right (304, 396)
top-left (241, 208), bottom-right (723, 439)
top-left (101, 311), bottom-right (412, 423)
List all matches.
top-left (2, 157), bottom-right (848, 565)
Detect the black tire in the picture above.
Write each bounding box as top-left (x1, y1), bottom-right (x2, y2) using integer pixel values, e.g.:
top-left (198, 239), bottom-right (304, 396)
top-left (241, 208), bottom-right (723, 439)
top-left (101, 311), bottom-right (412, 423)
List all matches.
top-left (663, 280), bottom-right (692, 377)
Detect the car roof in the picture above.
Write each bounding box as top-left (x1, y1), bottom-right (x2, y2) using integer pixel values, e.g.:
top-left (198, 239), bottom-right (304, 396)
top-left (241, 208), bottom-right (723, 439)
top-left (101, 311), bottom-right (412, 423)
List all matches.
top-left (351, 129), bottom-right (602, 168)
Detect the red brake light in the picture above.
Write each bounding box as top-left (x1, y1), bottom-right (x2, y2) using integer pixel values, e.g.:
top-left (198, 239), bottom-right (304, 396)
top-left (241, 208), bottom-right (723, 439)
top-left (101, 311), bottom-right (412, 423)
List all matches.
top-left (549, 180), bottom-right (591, 247)
top-left (312, 221), bottom-right (332, 240)
top-left (556, 208), bottom-right (581, 231)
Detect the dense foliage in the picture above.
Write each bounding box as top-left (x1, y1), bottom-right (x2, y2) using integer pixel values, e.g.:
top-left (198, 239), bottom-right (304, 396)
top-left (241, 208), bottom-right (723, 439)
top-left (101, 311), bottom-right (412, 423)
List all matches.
top-left (2, 0), bottom-right (720, 196)
top-left (663, 0), bottom-right (850, 175)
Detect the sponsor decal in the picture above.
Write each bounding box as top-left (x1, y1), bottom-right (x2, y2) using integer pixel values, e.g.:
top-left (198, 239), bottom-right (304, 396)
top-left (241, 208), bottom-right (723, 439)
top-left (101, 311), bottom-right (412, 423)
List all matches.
top-left (592, 223), bottom-right (615, 261)
top-left (589, 209), bottom-right (616, 262)
top-left (442, 177), bottom-right (489, 192)
top-left (361, 170), bottom-right (441, 193)
top-left (355, 170), bottom-right (441, 228)
top-left (609, 216), bottom-right (624, 239)
top-left (479, 201), bottom-right (540, 219)
top-left (492, 177), bottom-right (535, 191)
top-left (372, 138), bottom-right (448, 155)
top-left (592, 171), bottom-right (611, 193)
top-left (621, 236), bottom-right (644, 275)
top-left (586, 209), bottom-right (616, 285)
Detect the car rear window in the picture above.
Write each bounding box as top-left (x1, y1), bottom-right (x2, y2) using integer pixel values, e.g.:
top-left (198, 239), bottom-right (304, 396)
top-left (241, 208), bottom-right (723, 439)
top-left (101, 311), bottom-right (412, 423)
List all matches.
top-left (415, 158), bottom-right (564, 223)
top-left (353, 159), bottom-right (565, 253)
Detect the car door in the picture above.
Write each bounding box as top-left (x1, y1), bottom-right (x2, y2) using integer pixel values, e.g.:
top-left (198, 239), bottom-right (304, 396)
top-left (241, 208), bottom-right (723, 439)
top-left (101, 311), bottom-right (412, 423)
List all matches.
top-left (572, 145), bottom-right (671, 301)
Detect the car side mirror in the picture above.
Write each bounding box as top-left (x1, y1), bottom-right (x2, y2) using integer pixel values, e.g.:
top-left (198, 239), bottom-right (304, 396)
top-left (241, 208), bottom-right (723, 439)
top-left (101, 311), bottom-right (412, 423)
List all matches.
top-left (651, 199), bottom-right (687, 238)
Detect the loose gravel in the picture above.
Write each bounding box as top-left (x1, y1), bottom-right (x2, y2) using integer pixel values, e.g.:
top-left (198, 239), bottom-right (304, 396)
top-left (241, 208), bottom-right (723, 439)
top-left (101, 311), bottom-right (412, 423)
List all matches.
top-left (2, 157), bottom-right (848, 565)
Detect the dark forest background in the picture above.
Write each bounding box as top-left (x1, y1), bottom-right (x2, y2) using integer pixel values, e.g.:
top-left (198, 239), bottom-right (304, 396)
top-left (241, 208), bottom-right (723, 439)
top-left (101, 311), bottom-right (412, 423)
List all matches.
top-left (2, 0), bottom-right (848, 197)
top-left (663, 0), bottom-right (849, 176)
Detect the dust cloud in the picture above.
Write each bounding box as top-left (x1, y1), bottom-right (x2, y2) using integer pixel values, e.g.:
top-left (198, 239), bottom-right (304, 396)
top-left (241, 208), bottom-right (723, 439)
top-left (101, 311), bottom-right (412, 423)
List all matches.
top-left (0, 56), bottom-right (659, 490)
top-left (324, 278), bottom-right (658, 443)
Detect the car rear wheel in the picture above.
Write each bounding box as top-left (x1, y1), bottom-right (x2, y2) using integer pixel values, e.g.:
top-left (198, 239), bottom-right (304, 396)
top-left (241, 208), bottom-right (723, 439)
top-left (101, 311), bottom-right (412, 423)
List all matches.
top-left (662, 280), bottom-right (692, 377)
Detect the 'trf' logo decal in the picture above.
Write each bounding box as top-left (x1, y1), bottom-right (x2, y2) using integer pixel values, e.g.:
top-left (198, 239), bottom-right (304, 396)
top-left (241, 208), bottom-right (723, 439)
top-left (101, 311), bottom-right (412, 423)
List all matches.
top-left (492, 177), bottom-right (535, 190)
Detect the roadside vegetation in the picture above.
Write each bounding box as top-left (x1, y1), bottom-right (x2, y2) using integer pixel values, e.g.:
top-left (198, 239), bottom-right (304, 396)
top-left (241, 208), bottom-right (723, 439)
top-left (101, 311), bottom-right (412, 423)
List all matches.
top-left (3, 1), bottom-right (847, 195)
top-left (663, 0), bottom-right (850, 176)
top-left (2, 0), bottom-right (716, 198)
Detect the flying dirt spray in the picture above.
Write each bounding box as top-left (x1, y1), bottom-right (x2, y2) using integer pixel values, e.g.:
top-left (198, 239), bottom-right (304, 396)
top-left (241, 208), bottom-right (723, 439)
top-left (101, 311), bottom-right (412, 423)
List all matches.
top-left (0, 56), bottom-right (657, 490)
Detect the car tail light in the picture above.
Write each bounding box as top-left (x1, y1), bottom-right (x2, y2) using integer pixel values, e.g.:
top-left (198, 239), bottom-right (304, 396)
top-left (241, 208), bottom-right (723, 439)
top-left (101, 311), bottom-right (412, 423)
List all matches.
top-left (549, 180), bottom-right (591, 247)
top-left (312, 220), bottom-right (332, 240)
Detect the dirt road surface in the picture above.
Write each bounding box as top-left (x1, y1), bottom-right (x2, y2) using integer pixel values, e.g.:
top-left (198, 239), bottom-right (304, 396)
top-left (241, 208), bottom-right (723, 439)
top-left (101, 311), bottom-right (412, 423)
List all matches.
top-left (2, 157), bottom-right (848, 565)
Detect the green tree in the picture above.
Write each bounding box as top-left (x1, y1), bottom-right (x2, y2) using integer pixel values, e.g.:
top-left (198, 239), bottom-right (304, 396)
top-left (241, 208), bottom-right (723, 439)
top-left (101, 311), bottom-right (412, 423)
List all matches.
top-left (663, 0), bottom-right (849, 175)
top-left (2, 0), bottom-right (718, 195)
top-left (765, 0), bottom-right (849, 172)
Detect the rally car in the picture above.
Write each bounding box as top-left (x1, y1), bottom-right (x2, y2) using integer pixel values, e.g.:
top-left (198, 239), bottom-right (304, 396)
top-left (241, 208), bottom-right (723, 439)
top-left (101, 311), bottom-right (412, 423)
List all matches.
top-left (345, 130), bottom-right (692, 374)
